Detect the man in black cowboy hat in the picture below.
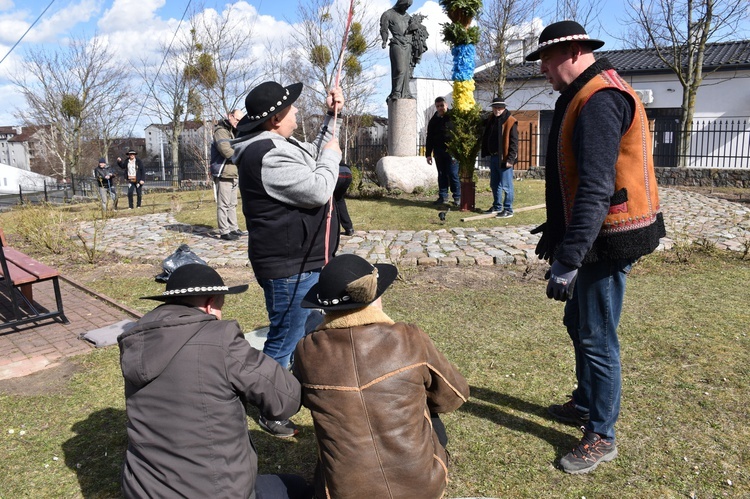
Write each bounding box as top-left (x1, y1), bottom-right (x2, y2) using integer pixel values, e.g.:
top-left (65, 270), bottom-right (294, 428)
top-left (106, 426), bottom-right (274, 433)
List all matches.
top-left (293, 254), bottom-right (469, 499)
top-left (117, 264), bottom-right (308, 498)
top-left (526, 20), bottom-right (665, 474)
top-left (232, 81), bottom-right (344, 437)
top-left (116, 149), bottom-right (145, 209)
top-left (480, 97), bottom-right (518, 216)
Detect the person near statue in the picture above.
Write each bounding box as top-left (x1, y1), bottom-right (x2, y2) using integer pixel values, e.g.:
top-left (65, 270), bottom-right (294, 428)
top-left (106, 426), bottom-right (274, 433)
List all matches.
top-left (380, 0), bottom-right (428, 102)
top-left (481, 98), bottom-right (518, 217)
top-left (426, 96), bottom-right (460, 205)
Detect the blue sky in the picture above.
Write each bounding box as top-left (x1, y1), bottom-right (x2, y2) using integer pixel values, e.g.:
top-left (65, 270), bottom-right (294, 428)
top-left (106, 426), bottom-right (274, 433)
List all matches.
top-left (1, 0), bottom-right (746, 128)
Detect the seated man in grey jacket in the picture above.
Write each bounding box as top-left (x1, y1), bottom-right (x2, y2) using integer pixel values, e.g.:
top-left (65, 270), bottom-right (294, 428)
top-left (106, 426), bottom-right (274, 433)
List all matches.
top-left (117, 264), bottom-right (309, 499)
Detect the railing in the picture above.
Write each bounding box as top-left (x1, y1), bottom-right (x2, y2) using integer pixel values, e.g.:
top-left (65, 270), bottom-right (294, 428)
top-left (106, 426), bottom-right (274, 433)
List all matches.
top-left (353, 118), bottom-right (750, 173)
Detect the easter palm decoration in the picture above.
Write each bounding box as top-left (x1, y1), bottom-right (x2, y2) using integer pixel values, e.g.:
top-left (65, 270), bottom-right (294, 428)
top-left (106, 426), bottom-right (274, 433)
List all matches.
top-left (440, 0), bottom-right (482, 211)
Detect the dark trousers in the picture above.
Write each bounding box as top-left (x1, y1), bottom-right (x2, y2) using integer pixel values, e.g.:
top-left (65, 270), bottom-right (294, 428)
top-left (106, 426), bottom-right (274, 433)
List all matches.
top-left (255, 474), bottom-right (312, 499)
top-left (336, 197), bottom-right (353, 231)
top-left (127, 182), bottom-right (143, 208)
top-left (434, 150), bottom-right (460, 201)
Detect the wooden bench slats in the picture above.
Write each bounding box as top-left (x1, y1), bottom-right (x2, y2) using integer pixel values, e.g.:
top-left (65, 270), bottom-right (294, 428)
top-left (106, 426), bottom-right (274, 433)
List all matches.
top-left (0, 228), bottom-right (68, 329)
top-left (0, 260), bottom-right (40, 285)
top-left (2, 248), bottom-right (60, 281)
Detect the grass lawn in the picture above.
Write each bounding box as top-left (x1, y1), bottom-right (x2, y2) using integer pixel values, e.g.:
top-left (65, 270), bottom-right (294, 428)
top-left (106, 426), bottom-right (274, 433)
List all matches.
top-left (1, 184), bottom-right (749, 498)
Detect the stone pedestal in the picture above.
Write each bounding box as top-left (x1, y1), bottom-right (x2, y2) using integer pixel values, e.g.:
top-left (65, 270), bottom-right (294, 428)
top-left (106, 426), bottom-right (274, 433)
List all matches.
top-left (376, 156), bottom-right (437, 193)
top-left (387, 99), bottom-right (417, 157)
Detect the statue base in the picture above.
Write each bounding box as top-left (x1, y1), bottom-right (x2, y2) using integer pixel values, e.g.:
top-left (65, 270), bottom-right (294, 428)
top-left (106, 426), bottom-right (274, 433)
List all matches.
top-left (376, 156), bottom-right (437, 193)
top-left (387, 99), bottom-right (417, 157)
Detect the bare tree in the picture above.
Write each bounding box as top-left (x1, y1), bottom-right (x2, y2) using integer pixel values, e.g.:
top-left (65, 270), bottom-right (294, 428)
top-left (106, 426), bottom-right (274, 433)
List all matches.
top-left (291, 0), bottom-right (382, 149)
top-left (476, 0), bottom-right (544, 99)
top-left (190, 4), bottom-right (262, 117)
top-left (12, 35), bottom-right (132, 185)
top-left (138, 32), bottom-right (200, 184)
top-left (623, 0), bottom-right (749, 165)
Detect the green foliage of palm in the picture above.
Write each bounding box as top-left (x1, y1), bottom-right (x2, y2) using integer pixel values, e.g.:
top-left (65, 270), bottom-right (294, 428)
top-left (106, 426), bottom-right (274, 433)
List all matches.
top-left (441, 23), bottom-right (480, 46)
top-left (438, 0), bottom-right (482, 18)
top-left (446, 106), bottom-right (484, 181)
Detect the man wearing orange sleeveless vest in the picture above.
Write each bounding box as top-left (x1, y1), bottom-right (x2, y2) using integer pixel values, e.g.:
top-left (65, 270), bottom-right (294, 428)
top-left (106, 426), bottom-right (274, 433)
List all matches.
top-left (526, 21), bottom-right (665, 474)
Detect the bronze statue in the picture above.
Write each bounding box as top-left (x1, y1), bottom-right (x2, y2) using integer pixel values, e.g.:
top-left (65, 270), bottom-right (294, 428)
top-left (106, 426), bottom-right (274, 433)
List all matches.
top-left (380, 0), bottom-right (428, 103)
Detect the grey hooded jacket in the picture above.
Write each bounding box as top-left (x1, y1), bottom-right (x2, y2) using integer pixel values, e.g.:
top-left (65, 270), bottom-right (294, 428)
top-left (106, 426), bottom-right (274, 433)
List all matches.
top-left (118, 304), bottom-right (302, 498)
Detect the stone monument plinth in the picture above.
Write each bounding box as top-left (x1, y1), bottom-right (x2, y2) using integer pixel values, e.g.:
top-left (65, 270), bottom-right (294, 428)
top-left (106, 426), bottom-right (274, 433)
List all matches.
top-left (387, 99), bottom-right (417, 157)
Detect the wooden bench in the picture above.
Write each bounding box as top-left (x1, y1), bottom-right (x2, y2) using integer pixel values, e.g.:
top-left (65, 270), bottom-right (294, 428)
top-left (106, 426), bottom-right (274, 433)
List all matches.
top-left (0, 229), bottom-right (68, 329)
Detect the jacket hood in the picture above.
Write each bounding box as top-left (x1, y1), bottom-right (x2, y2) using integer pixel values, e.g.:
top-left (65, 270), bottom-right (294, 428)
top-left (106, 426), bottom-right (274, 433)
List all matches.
top-left (230, 130), bottom-right (277, 165)
top-left (118, 304), bottom-right (218, 388)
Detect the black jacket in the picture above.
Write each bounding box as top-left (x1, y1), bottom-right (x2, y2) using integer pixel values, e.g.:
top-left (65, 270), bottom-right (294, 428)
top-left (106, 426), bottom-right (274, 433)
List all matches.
top-left (117, 157), bottom-right (145, 183)
top-left (425, 112), bottom-right (451, 157)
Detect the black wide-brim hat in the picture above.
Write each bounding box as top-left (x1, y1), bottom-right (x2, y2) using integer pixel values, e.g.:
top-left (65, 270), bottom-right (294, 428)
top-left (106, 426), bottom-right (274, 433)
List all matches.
top-left (236, 81), bottom-right (303, 134)
top-left (141, 263), bottom-right (248, 301)
top-left (525, 20), bottom-right (605, 62)
top-left (301, 254), bottom-right (398, 311)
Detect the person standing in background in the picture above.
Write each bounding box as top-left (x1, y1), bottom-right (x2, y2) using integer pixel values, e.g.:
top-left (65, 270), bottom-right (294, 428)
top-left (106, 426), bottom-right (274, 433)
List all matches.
top-left (481, 98), bottom-right (518, 217)
top-left (117, 149), bottom-right (145, 209)
top-left (426, 96), bottom-right (460, 206)
top-left (94, 157), bottom-right (117, 211)
top-left (212, 109), bottom-right (246, 241)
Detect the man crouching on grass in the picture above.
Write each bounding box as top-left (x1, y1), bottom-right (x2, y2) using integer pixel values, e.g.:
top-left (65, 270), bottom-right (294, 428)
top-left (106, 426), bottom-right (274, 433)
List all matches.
top-left (293, 254), bottom-right (470, 498)
top-left (117, 264), bottom-right (310, 498)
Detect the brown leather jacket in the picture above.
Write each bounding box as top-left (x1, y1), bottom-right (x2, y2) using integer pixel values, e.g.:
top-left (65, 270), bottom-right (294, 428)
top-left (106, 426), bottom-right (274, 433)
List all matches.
top-left (294, 307), bottom-right (470, 499)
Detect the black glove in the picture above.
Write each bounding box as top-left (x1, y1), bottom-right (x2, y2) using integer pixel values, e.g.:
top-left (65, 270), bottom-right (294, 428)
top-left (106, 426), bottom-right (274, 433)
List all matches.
top-left (546, 261), bottom-right (578, 301)
top-left (530, 222), bottom-right (552, 261)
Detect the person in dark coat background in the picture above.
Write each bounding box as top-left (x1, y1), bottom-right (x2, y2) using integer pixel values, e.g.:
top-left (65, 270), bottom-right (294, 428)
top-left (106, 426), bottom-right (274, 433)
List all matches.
top-left (116, 149), bottom-right (145, 209)
top-left (425, 96), bottom-right (460, 205)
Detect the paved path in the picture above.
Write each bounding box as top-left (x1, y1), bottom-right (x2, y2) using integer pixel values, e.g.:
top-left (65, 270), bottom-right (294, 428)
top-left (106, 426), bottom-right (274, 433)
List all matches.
top-left (0, 278), bottom-right (140, 381)
top-left (78, 188), bottom-right (750, 268)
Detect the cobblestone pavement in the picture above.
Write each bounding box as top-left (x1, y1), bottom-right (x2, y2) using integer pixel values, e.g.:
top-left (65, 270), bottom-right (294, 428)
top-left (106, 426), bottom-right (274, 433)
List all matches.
top-left (77, 188), bottom-right (750, 269)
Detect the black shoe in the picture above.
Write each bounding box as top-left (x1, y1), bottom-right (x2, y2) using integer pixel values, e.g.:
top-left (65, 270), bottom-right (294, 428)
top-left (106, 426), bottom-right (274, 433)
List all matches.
top-left (496, 210), bottom-right (514, 218)
top-left (559, 428), bottom-right (617, 474)
top-left (220, 232), bottom-right (239, 241)
top-left (258, 416), bottom-right (299, 438)
top-left (231, 229), bottom-right (247, 236)
top-left (343, 228), bottom-right (355, 236)
top-left (432, 198), bottom-right (447, 205)
top-left (483, 207), bottom-right (501, 214)
top-left (548, 399), bottom-right (589, 426)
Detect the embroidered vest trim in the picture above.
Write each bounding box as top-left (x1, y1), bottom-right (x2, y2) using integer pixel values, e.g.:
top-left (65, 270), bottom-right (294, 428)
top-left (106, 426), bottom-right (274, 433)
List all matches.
top-left (558, 69), bottom-right (662, 235)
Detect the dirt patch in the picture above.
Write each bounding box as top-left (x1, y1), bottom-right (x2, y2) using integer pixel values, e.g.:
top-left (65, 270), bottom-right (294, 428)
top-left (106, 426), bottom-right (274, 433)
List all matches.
top-left (0, 358), bottom-right (82, 396)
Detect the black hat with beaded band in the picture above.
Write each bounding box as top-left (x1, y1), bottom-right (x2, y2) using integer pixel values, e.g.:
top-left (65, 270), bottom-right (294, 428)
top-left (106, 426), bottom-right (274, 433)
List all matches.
top-left (301, 254), bottom-right (398, 311)
top-left (236, 81), bottom-right (303, 134)
top-left (490, 97), bottom-right (507, 108)
top-left (524, 20), bottom-right (605, 62)
top-left (141, 263), bottom-right (248, 301)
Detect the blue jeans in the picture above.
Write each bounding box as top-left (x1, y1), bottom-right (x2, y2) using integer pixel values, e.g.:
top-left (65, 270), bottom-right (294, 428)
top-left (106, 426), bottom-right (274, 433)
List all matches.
top-left (489, 156), bottom-right (514, 212)
top-left (434, 150), bottom-right (460, 201)
top-left (259, 271), bottom-right (320, 369)
top-left (563, 258), bottom-right (635, 441)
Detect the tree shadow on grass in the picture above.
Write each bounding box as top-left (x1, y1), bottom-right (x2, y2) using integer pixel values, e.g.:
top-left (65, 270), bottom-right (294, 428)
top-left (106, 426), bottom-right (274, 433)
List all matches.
top-left (461, 385), bottom-right (579, 461)
top-left (62, 407), bottom-right (128, 498)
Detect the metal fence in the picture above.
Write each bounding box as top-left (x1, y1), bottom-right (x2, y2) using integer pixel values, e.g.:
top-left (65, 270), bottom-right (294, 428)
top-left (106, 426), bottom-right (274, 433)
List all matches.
top-left (350, 118), bottom-right (750, 173)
